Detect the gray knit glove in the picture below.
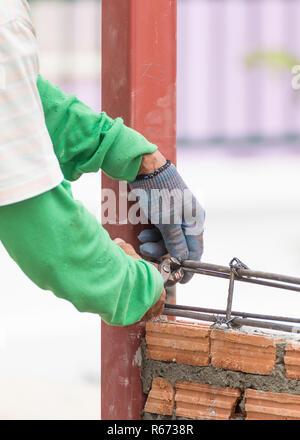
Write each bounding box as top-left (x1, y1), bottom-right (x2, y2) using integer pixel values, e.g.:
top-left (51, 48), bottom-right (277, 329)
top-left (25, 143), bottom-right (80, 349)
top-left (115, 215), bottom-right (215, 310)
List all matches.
top-left (129, 160), bottom-right (205, 283)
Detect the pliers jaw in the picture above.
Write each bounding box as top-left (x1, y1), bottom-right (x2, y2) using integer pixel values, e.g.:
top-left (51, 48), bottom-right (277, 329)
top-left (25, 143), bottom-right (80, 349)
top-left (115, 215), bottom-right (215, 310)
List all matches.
top-left (159, 257), bottom-right (185, 286)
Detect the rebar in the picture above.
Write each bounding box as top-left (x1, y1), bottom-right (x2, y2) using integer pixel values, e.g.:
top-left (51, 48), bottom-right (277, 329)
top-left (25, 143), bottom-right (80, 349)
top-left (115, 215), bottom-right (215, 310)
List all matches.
top-left (162, 258), bottom-right (300, 333)
top-left (163, 307), bottom-right (300, 333)
top-left (182, 260), bottom-right (300, 286)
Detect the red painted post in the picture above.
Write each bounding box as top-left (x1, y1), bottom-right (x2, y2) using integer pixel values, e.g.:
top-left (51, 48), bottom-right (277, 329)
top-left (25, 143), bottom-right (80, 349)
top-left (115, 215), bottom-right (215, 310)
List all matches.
top-left (101, 0), bottom-right (177, 420)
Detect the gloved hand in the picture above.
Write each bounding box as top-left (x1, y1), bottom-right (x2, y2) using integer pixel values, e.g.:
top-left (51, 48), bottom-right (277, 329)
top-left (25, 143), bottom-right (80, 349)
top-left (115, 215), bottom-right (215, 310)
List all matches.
top-left (129, 160), bottom-right (205, 283)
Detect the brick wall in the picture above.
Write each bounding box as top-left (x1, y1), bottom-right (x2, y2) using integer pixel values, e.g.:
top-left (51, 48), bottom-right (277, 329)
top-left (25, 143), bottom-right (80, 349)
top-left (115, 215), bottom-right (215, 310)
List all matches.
top-left (142, 320), bottom-right (300, 420)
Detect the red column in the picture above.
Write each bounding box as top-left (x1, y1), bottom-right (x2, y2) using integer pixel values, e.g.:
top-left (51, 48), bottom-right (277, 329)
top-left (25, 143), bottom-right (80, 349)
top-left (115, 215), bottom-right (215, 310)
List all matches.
top-left (101, 0), bottom-right (177, 420)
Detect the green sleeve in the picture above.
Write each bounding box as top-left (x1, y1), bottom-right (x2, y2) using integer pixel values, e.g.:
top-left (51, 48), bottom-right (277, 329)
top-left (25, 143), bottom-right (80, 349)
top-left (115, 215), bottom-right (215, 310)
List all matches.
top-left (0, 181), bottom-right (163, 326)
top-left (37, 75), bottom-right (157, 182)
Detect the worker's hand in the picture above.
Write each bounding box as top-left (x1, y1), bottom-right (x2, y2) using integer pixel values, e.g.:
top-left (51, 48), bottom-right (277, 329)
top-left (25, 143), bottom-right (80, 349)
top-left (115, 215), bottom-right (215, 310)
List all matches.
top-left (140, 288), bottom-right (166, 322)
top-left (114, 238), bottom-right (141, 259)
top-left (114, 238), bottom-right (166, 320)
top-left (129, 159), bottom-right (205, 283)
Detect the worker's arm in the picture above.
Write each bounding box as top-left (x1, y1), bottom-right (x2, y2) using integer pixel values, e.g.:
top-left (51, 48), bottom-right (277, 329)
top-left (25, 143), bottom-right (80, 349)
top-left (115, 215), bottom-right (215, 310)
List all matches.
top-left (37, 77), bottom-right (205, 273)
top-left (37, 75), bottom-right (158, 183)
top-left (0, 7), bottom-right (164, 326)
top-left (0, 179), bottom-right (164, 326)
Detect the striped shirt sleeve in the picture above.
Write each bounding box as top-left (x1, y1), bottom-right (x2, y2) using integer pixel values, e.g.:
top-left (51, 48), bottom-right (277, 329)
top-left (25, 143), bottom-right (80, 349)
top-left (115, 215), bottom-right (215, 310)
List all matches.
top-left (0, 17), bottom-right (63, 206)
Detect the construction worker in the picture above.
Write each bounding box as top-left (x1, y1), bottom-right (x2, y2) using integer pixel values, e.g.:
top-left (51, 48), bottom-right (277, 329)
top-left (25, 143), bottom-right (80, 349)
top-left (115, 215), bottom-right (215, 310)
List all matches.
top-left (0, 0), bottom-right (205, 326)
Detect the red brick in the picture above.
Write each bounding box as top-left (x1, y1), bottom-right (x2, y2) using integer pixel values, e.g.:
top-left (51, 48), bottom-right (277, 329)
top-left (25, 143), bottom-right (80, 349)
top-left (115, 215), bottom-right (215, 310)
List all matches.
top-left (285, 342), bottom-right (300, 380)
top-left (245, 389), bottom-right (300, 420)
top-left (210, 329), bottom-right (277, 375)
top-left (144, 378), bottom-right (175, 416)
top-left (175, 382), bottom-right (241, 420)
top-left (146, 320), bottom-right (211, 366)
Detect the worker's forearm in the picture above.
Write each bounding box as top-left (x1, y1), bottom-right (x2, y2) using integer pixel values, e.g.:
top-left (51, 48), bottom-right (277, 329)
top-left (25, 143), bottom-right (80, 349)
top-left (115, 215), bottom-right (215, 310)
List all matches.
top-left (37, 75), bottom-right (158, 182)
top-left (0, 181), bottom-right (163, 326)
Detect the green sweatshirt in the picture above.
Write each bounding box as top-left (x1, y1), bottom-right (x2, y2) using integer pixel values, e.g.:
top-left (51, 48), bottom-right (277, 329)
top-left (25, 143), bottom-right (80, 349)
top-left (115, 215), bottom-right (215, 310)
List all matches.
top-left (0, 76), bottom-right (164, 326)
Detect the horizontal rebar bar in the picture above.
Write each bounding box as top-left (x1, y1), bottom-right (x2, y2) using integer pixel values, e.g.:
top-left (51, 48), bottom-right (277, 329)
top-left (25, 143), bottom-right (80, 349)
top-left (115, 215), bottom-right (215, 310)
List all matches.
top-left (163, 308), bottom-right (300, 333)
top-left (165, 303), bottom-right (300, 324)
top-left (182, 260), bottom-right (300, 286)
top-left (182, 267), bottom-right (300, 293)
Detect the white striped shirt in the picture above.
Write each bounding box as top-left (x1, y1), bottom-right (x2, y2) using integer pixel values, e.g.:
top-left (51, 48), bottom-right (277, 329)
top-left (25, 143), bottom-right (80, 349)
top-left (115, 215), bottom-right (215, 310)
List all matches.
top-left (0, 0), bottom-right (63, 206)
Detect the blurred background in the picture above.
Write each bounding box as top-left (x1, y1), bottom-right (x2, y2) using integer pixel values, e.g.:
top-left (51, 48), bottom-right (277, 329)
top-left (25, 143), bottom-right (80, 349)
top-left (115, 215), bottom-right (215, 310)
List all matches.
top-left (1, 0), bottom-right (300, 419)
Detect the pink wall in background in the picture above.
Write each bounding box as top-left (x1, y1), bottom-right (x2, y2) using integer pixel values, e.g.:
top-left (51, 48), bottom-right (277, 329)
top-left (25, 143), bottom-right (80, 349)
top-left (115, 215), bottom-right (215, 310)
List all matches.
top-left (31, 0), bottom-right (300, 143)
top-left (178, 0), bottom-right (300, 142)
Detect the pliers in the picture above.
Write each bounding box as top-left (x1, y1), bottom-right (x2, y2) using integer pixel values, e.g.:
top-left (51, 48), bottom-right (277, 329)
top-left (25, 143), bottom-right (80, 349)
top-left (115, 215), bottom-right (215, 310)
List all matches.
top-left (158, 257), bottom-right (185, 286)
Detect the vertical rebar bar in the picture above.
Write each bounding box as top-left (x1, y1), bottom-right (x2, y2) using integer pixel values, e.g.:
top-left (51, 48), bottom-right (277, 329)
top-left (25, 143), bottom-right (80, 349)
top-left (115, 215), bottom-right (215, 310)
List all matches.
top-left (226, 271), bottom-right (235, 321)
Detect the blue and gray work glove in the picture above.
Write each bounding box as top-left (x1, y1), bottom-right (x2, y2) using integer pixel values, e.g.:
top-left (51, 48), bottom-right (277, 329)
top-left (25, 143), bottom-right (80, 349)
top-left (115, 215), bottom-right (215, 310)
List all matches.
top-left (129, 160), bottom-right (205, 284)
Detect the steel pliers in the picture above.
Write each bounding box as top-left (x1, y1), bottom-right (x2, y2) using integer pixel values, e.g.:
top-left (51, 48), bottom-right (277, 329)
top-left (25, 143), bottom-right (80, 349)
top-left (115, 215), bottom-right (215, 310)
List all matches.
top-left (157, 257), bottom-right (185, 286)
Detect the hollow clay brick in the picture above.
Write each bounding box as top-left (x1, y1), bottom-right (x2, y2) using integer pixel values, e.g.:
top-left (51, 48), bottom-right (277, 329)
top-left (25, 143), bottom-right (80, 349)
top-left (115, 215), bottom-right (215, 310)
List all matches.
top-left (144, 378), bottom-right (175, 416)
top-left (210, 329), bottom-right (277, 375)
top-left (175, 382), bottom-right (241, 420)
top-left (245, 389), bottom-right (300, 420)
top-left (146, 320), bottom-right (211, 366)
top-left (285, 342), bottom-right (300, 380)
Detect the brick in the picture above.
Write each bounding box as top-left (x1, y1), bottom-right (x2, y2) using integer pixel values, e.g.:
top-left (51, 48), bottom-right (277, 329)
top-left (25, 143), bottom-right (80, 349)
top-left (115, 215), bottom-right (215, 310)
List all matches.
top-left (144, 378), bottom-right (175, 416)
top-left (146, 320), bottom-right (211, 366)
top-left (175, 382), bottom-right (241, 420)
top-left (285, 342), bottom-right (300, 380)
top-left (210, 329), bottom-right (277, 375)
top-left (245, 389), bottom-right (300, 420)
